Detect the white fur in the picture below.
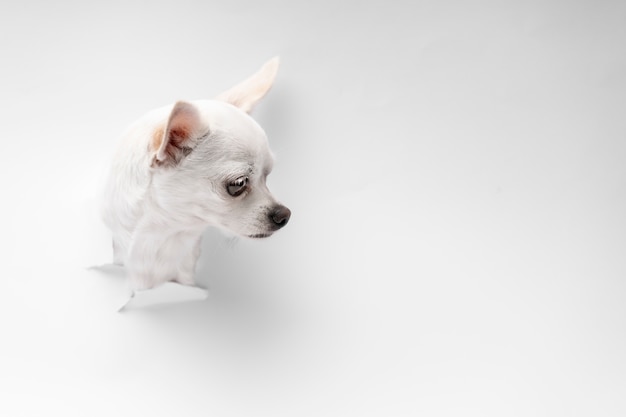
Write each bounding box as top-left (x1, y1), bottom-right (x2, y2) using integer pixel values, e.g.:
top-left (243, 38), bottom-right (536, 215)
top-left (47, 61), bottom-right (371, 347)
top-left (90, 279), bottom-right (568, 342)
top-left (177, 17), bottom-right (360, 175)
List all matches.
top-left (102, 58), bottom-right (290, 291)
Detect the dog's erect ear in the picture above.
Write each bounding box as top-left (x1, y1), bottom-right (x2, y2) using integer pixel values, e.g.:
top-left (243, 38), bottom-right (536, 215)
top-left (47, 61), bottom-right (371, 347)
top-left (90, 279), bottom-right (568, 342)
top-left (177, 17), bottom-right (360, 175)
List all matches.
top-left (152, 101), bottom-right (205, 167)
top-left (216, 57), bottom-right (279, 114)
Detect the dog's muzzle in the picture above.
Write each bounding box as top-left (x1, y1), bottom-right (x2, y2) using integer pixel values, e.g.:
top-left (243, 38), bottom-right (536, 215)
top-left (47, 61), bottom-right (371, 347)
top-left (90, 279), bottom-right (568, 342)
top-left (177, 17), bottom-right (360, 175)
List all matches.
top-left (248, 205), bottom-right (291, 238)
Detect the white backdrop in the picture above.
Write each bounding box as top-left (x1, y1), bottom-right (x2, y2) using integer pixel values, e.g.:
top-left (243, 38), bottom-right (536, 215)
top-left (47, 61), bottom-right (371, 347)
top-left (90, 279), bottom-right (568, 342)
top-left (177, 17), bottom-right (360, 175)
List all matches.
top-left (1, 1), bottom-right (625, 416)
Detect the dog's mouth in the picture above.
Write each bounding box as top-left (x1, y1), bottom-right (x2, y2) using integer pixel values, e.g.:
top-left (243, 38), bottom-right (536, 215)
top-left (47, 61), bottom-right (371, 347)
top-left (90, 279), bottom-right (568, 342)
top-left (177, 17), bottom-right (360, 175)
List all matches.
top-left (248, 233), bottom-right (273, 239)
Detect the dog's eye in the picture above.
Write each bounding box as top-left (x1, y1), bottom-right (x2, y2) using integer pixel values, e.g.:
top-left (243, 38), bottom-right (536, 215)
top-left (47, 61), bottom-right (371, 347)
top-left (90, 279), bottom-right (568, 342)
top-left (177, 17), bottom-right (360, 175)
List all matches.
top-left (227, 176), bottom-right (248, 197)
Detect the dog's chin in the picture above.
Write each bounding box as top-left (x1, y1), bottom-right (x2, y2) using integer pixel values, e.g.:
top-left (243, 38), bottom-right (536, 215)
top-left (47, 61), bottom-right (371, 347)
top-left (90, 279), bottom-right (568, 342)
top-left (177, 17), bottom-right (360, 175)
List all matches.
top-left (247, 232), bottom-right (273, 239)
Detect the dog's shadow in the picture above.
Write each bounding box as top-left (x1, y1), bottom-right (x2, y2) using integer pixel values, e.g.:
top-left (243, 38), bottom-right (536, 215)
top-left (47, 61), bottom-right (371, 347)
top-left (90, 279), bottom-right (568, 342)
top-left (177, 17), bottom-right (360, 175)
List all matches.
top-left (253, 85), bottom-right (297, 152)
top-left (91, 228), bottom-right (293, 348)
top-left (194, 228), bottom-right (287, 324)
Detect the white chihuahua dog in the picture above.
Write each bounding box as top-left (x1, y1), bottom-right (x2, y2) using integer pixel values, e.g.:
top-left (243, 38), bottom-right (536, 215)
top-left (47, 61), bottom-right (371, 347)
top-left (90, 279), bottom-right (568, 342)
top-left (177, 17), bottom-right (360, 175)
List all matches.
top-left (102, 57), bottom-right (290, 295)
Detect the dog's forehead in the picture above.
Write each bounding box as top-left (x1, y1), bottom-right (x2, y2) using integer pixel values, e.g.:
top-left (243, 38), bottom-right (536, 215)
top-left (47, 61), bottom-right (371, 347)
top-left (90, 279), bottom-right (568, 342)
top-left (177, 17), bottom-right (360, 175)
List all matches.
top-left (196, 100), bottom-right (267, 145)
top-left (191, 100), bottom-right (274, 172)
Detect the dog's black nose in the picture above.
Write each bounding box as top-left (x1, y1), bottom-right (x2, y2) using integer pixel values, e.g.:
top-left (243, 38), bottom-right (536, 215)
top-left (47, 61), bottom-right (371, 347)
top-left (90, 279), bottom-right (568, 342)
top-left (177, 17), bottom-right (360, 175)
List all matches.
top-left (270, 205), bottom-right (291, 229)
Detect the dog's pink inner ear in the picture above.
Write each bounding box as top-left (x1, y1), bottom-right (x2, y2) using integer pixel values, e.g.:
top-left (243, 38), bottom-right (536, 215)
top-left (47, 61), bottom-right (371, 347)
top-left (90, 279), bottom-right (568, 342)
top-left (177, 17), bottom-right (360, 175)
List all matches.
top-left (153, 101), bottom-right (203, 167)
top-left (151, 125), bottom-right (166, 153)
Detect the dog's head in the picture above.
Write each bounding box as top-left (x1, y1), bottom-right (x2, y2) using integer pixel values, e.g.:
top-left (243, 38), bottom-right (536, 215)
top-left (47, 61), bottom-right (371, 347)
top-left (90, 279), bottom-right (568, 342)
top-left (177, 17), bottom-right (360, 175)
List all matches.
top-left (148, 58), bottom-right (290, 238)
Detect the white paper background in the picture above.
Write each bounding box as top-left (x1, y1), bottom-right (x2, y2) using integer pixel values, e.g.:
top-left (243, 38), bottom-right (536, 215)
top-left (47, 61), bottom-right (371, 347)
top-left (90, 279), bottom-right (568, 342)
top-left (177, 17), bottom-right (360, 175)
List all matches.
top-left (1, 1), bottom-right (625, 416)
